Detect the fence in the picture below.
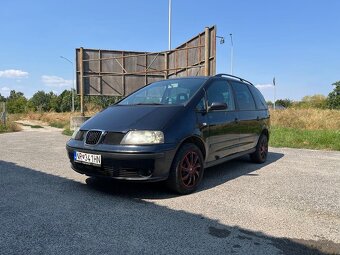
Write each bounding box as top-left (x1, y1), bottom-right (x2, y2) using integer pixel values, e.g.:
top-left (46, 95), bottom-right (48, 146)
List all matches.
top-left (76, 26), bottom-right (217, 114)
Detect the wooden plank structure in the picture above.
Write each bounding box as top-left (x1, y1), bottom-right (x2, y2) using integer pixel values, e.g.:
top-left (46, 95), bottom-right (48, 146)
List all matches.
top-left (76, 26), bottom-right (216, 114)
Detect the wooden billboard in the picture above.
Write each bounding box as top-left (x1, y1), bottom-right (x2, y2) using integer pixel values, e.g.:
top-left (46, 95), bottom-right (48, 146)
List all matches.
top-left (76, 26), bottom-right (216, 113)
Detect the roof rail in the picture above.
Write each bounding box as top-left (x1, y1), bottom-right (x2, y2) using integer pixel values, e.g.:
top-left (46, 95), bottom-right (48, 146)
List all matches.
top-left (214, 73), bottom-right (254, 86)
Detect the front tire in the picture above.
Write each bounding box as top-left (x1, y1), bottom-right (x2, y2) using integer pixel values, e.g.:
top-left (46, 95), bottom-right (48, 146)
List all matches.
top-left (167, 143), bottom-right (204, 195)
top-left (250, 134), bottom-right (268, 163)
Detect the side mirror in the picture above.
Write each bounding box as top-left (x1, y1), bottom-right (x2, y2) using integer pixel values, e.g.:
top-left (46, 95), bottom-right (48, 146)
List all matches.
top-left (208, 102), bottom-right (227, 111)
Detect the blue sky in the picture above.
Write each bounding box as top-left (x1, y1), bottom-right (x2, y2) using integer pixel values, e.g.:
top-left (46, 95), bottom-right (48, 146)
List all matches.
top-left (0, 0), bottom-right (339, 101)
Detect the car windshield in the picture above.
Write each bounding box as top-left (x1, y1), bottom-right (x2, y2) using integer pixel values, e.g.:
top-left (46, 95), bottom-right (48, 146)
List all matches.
top-left (118, 78), bottom-right (205, 105)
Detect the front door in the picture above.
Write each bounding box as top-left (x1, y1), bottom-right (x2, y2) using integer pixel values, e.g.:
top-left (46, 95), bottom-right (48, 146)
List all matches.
top-left (204, 79), bottom-right (239, 163)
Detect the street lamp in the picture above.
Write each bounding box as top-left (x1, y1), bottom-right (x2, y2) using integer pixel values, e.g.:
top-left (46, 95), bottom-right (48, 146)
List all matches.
top-left (216, 35), bottom-right (225, 44)
top-left (168, 0), bottom-right (172, 50)
top-left (60, 56), bottom-right (75, 112)
top-left (216, 35), bottom-right (227, 73)
top-left (273, 77), bottom-right (276, 110)
top-left (229, 33), bottom-right (234, 75)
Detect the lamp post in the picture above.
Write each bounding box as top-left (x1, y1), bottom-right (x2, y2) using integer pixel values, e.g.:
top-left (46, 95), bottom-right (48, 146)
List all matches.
top-left (216, 35), bottom-right (225, 44)
top-left (60, 56), bottom-right (75, 112)
top-left (168, 0), bottom-right (172, 50)
top-left (273, 77), bottom-right (276, 110)
top-left (216, 35), bottom-right (226, 72)
top-left (229, 33), bottom-right (234, 75)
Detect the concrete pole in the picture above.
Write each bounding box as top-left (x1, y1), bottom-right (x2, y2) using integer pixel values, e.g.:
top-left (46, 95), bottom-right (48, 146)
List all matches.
top-left (60, 56), bottom-right (75, 112)
top-left (273, 77), bottom-right (276, 110)
top-left (168, 0), bottom-right (172, 50)
top-left (230, 34), bottom-right (233, 75)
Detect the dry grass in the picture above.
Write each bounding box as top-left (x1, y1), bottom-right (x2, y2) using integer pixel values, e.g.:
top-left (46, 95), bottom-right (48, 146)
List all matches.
top-left (11, 111), bottom-right (97, 129)
top-left (270, 108), bottom-right (340, 130)
top-left (0, 119), bottom-right (22, 133)
top-left (12, 109), bottom-right (340, 131)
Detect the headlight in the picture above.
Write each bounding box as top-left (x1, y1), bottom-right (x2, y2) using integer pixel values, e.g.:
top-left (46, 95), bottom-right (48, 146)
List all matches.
top-left (121, 131), bottom-right (164, 145)
top-left (71, 127), bottom-right (80, 139)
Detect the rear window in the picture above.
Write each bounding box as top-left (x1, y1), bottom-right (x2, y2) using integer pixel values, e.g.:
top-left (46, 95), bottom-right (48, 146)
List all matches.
top-left (230, 82), bottom-right (256, 110)
top-left (248, 85), bottom-right (268, 110)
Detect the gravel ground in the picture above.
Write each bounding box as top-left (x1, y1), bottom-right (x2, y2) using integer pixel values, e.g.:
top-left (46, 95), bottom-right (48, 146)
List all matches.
top-left (0, 130), bottom-right (339, 255)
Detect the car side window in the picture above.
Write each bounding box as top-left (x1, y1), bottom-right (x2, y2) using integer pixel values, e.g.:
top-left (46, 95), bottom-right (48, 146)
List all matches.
top-left (248, 85), bottom-right (268, 110)
top-left (206, 80), bottom-right (235, 111)
top-left (230, 82), bottom-right (256, 110)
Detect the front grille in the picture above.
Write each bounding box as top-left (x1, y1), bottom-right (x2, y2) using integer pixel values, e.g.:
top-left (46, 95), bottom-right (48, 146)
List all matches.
top-left (102, 132), bottom-right (125, 145)
top-left (85, 131), bottom-right (102, 145)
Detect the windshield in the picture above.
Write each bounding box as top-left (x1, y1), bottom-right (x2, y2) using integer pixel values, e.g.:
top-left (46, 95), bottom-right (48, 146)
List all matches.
top-left (118, 78), bottom-right (205, 105)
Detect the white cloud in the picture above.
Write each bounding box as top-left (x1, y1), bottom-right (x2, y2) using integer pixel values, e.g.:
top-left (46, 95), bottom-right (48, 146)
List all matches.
top-left (255, 84), bottom-right (273, 89)
top-left (1, 87), bottom-right (10, 91)
top-left (0, 69), bottom-right (29, 78)
top-left (41, 75), bottom-right (73, 88)
top-left (0, 87), bottom-right (11, 96)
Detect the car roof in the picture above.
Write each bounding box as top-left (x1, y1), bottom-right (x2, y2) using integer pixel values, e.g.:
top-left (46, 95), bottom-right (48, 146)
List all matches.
top-left (166, 74), bottom-right (253, 87)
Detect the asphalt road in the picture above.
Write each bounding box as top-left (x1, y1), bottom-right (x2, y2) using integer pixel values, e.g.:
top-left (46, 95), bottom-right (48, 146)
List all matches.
top-left (0, 130), bottom-right (339, 255)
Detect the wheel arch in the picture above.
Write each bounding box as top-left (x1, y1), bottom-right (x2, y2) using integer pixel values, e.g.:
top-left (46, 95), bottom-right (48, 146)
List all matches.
top-left (261, 128), bottom-right (269, 140)
top-left (178, 135), bottom-right (207, 161)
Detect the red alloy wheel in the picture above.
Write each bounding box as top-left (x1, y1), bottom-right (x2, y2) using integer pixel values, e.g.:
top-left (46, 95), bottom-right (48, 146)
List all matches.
top-left (180, 151), bottom-right (201, 188)
top-left (259, 138), bottom-right (268, 160)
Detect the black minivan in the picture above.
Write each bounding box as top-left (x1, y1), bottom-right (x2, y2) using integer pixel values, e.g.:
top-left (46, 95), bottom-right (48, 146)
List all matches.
top-left (66, 74), bottom-right (270, 194)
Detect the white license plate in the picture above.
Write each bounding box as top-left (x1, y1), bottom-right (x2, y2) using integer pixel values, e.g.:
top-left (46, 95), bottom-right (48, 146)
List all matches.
top-left (74, 151), bottom-right (101, 166)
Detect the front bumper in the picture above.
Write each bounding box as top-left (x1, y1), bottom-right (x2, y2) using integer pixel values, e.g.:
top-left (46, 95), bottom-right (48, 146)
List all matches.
top-left (66, 141), bottom-right (177, 182)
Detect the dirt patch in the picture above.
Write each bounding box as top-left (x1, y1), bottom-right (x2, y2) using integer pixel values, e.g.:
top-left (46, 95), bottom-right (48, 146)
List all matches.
top-left (15, 120), bottom-right (63, 133)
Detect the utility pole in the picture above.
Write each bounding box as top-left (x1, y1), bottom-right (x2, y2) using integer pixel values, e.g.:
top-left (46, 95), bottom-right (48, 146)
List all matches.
top-left (229, 33), bottom-right (234, 75)
top-left (60, 56), bottom-right (75, 112)
top-left (273, 77), bottom-right (276, 110)
top-left (168, 0), bottom-right (172, 50)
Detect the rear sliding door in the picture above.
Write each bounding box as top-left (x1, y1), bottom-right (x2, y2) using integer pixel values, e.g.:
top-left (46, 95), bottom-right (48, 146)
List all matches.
top-left (230, 81), bottom-right (261, 151)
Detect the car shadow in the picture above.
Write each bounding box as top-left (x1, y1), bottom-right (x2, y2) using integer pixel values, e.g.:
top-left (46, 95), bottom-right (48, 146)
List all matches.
top-left (0, 159), bottom-right (336, 255)
top-left (84, 151), bottom-right (284, 200)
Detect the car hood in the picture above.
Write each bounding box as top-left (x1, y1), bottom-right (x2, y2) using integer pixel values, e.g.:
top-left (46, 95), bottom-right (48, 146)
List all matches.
top-left (81, 105), bottom-right (184, 132)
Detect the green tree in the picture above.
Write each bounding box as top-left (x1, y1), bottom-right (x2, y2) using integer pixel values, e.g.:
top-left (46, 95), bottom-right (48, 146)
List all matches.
top-left (0, 93), bottom-right (5, 102)
top-left (58, 90), bottom-right (72, 112)
top-left (49, 92), bottom-right (60, 112)
top-left (275, 99), bottom-right (293, 108)
top-left (30, 91), bottom-right (52, 112)
top-left (7, 90), bottom-right (28, 113)
top-left (327, 81), bottom-right (340, 109)
top-left (266, 101), bottom-right (273, 108)
top-left (298, 94), bottom-right (327, 109)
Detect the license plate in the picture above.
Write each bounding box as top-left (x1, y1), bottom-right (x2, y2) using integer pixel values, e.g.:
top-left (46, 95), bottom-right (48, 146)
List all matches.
top-left (74, 151), bottom-right (101, 166)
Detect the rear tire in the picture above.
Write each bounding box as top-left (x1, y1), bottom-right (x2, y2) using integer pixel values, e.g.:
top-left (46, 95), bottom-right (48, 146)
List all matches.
top-left (250, 134), bottom-right (268, 163)
top-left (166, 143), bottom-right (204, 195)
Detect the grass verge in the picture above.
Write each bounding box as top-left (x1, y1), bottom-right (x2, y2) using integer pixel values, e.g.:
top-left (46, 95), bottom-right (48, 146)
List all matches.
top-left (62, 128), bottom-right (73, 136)
top-left (269, 126), bottom-right (340, 151)
top-left (49, 121), bottom-right (66, 129)
top-left (0, 121), bottom-right (22, 133)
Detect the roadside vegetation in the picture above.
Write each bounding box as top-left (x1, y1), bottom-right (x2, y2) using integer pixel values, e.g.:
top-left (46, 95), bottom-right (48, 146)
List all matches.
top-left (267, 81), bottom-right (340, 150)
top-left (1, 81), bottom-right (339, 150)
top-left (0, 116), bottom-right (22, 133)
top-left (270, 109), bottom-right (340, 150)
